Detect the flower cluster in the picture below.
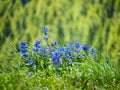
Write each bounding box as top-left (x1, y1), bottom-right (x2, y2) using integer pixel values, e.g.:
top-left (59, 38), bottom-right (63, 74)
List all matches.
top-left (19, 26), bottom-right (97, 72)
top-left (19, 41), bottom-right (28, 57)
top-left (42, 26), bottom-right (49, 41)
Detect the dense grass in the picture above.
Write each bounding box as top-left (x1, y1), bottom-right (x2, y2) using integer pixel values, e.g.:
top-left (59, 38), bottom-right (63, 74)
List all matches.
top-left (0, 52), bottom-right (120, 90)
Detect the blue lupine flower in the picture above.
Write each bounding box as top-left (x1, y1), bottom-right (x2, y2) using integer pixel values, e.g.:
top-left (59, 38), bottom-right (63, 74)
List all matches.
top-left (29, 58), bottom-right (34, 65)
top-left (19, 41), bottom-right (28, 58)
top-left (66, 49), bottom-right (71, 54)
top-left (58, 47), bottom-right (65, 54)
top-left (74, 42), bottom-right (80, 48)
top-left (33, 40), bottom-right (41, 53)
top-left (51, 52), bottom-right (60, 65)
top-left (93, 56), bottom-right (97, 59)
top-left (20, 49), bottom-right (27, 53)
top-left (66, 43), bottom-right (72, 49)
top-left (21, 53), bottom-right (28, 57)
top-left (26, 58), bottom-right (34, 65)
top-left (19, 41), bottom-right (28, 49)
top-left (82, 44), bottom-right (89, 51)
top-left (74, 48), bottom-right (80, 53)
top-left (51, 41), bottom-right (58, 47)
top-left (68, 56), bottom-right (73, 63)
top-left (52, 58), bottom-right (60, 65)
top-left (50, 48), bottom-right (55, 52)
top-left (43, 36), bottom-right (48, 41)
top-left (41, 48), bottom-right (47, 53)
top-left (33, 47), bottom-right (39, 53)
top-left (42, 26), bottom-right (49, 35)
top-left (34, 40), bottom-right (40, 47)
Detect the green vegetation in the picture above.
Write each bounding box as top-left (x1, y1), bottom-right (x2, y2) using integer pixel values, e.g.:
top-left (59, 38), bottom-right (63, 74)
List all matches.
top-left (0, 50), bottom-right (120, 89)
top-left (0, 0), bottom-right (120, 89)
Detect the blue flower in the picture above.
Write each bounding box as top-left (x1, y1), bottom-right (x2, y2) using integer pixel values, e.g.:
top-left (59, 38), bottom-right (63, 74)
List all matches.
top-left (33, 40), bottom-right (41, 53)
top-left (20, 49), bottom-right (27, 53)
top-left (74, 48), bottom-right (80, 52)
top-left (51, 41), bottom-right (58, 47)
top-left (19, 41), bottom-right (28, 49)
top-left (93, 56), bottom-right (97, 59)
top-left (66, 43), bottom-right (72, 49)
top-left (43, 36), bottom-right (48, 41)
top-left (82, 44), bottom-right (89, 51)
top-left (68, 56), bottom-right (73, 63)
top-left (51, 52), bottom-right (60, 65)
top-left (26, 58), bottom-right (34, 65)
top-left (34, 40), bottom-right (40, 47)
top-left (74, 42), bottom-right (80, 48)
top-left (57, 47), bottom-right (65, 54)
top-left (41, 48), bottom-right (47, 53)
top-left (52, 58), bottom-right (60, 65)
top-left (42, 26), bottom-right (49, 35)
top-left (50, 48), bottom-right (55, 52)
top-left (19, 41), bottom-right (28, 58)
top-left (21, 53), bottom-right (28, 57)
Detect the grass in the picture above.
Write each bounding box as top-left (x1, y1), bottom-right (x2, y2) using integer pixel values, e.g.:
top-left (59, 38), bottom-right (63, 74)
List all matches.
top-left (0, 51), bottom-right (120, 90)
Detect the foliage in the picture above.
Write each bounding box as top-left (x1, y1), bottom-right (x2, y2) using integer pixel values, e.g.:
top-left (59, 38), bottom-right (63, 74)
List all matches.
top-left (0, 0), bottom-right (120, 89)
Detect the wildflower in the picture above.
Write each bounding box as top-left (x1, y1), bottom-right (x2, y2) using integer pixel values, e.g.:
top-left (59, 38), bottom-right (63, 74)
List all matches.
top-left (82, 44), bottom-right (89, 51)
top-left (57, 47), bottom-right (65, 54)
top-left (43, 36), bottom-right (48, 41)
top-left (93, 56), bottom-right (97, 59)
top-left (20, 49), bottom-right (27, 53)
top-left (52, 58), bottom-right (60, 65)
top-left (89, 48), bottom-right (97, 59)
top-left (26, 58), bottom-right (34, 65)
top-left (51, 41), bottom-right (58, 47)
top-left (68, 56), bottom-right (73, 63)
top-left (74, 48), bottom-right (80, 53)
top-left (21, 53), bottom-right (28, 57)
top-left (41, 48), bottom-right (47, 53)
top-left (19, 41), bottom-right (28, 49)
top-left (74, 42), bottom-right (80, 48)
top-left (33, 40), bottom-right (41, 53)
top-left (34, 40), bottom-right (40, 47)
top-left (50, 48), bottom-right (55, 52)
top-left (66, 43), bottom-right (72, 49)
top-left (42, 26), bottom-right (49, 35)
top-left (51, 52), bottom-right (60, 65)
top-left (19, 41), bottom-right (28, 58)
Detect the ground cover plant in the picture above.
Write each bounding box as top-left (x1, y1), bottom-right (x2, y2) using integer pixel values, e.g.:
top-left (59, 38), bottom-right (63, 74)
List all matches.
top-left (0, 27), bottom-right (120, 90)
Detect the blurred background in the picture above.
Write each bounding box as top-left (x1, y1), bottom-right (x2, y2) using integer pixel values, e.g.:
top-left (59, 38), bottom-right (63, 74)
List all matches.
top-left (0, 0), bottom-right (120, 61)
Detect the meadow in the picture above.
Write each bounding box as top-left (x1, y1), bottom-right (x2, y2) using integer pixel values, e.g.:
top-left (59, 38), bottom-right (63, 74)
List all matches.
top-left (0, 0), bottom-right (120, 90)
top-left (0, 27), bottom-right (120, 90)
